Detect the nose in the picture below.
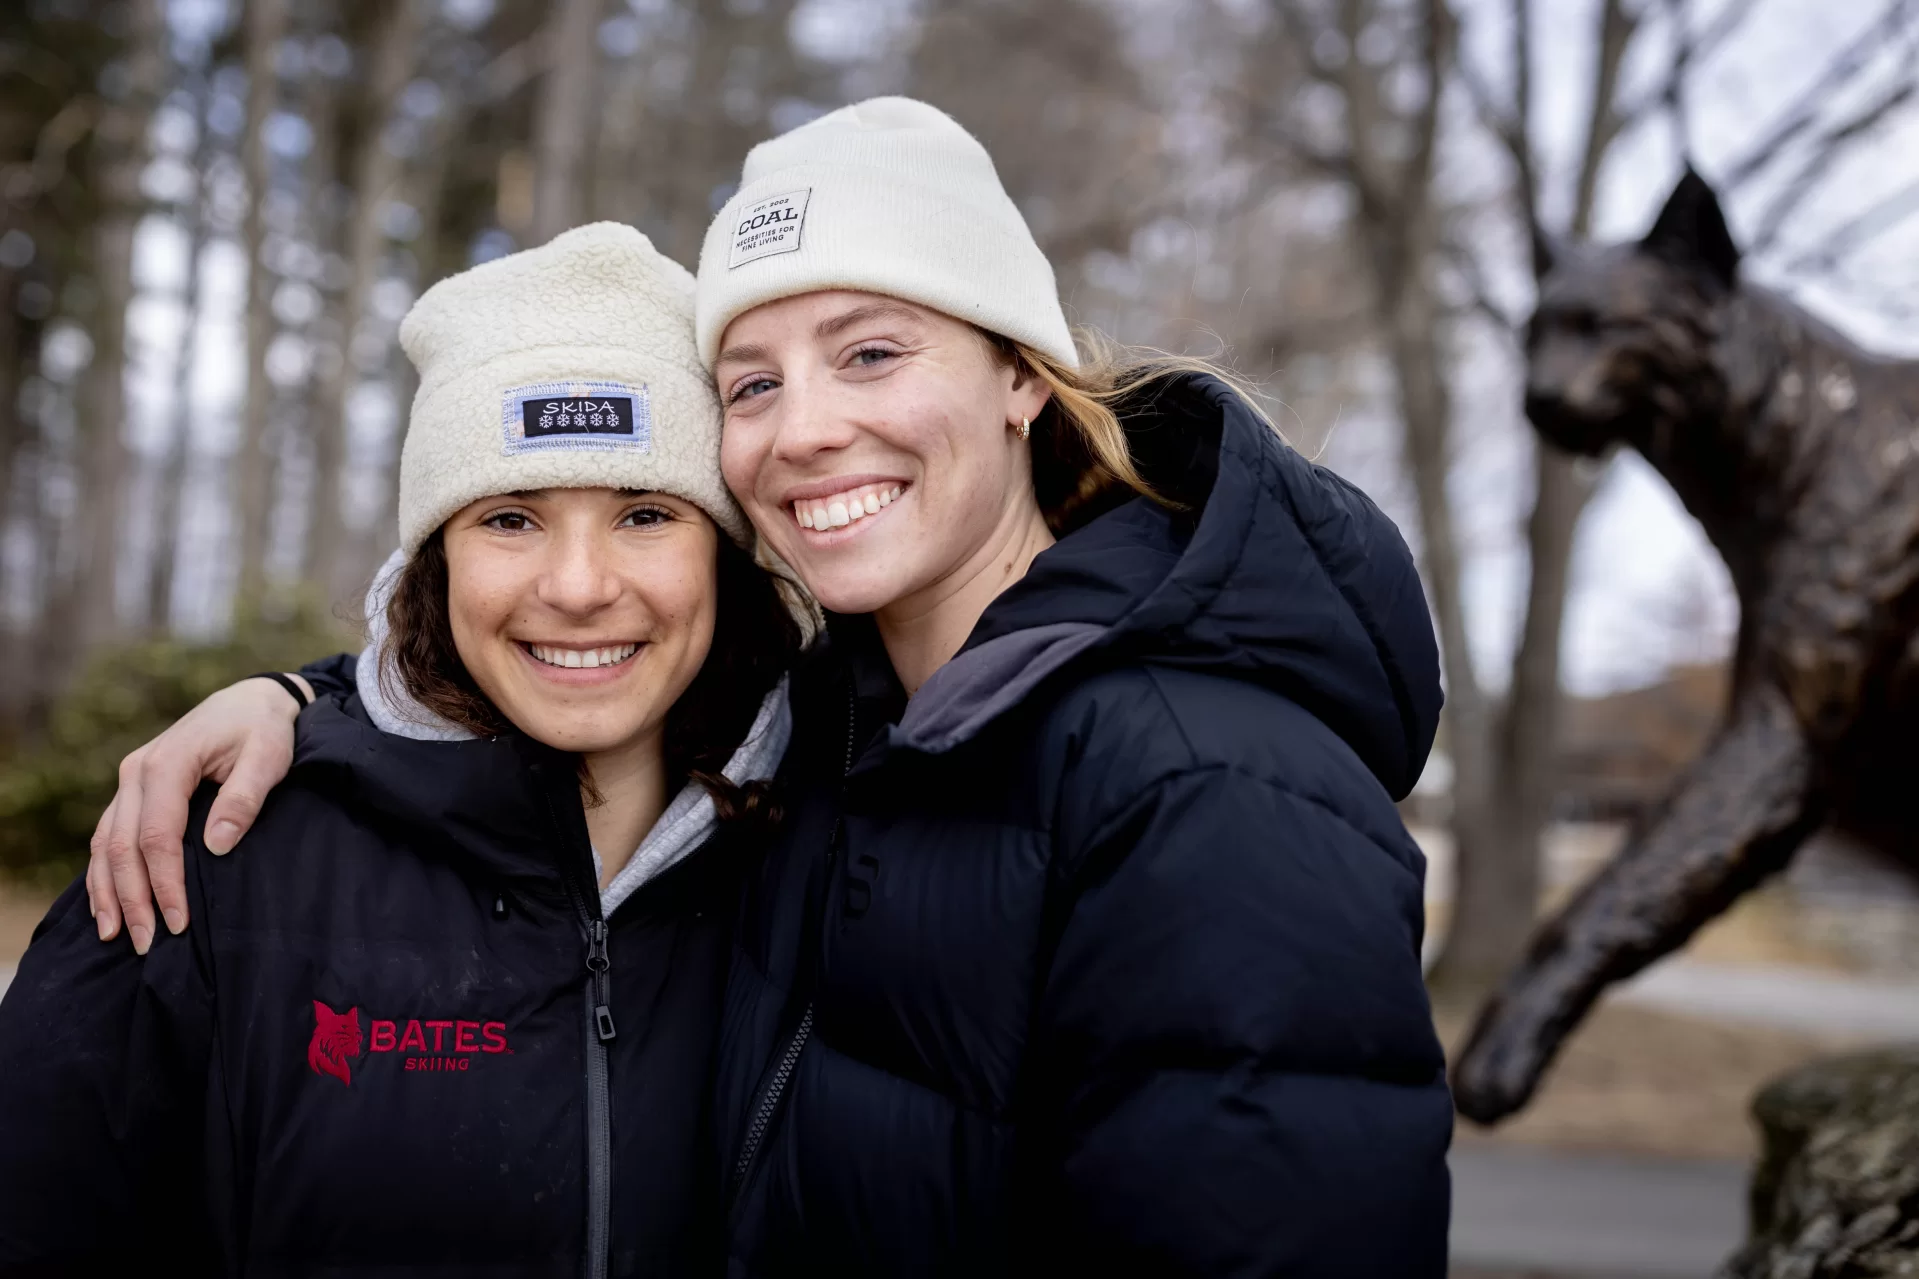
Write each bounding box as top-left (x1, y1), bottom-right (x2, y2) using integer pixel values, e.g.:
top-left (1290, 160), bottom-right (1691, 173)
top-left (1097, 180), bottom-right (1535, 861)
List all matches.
top-left (536, 525), bottom-right (623, 618)
top-left (766, 371), bottom-right (859, 467)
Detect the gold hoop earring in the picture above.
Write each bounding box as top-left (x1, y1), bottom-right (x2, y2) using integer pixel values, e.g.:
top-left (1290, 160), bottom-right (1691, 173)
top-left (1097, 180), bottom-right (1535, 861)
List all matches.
top-left (1017, 416), bottom-right (1031, 441)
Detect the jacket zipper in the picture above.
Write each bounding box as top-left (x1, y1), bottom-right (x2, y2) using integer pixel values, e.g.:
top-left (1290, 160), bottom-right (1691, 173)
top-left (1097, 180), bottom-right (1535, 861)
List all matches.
top-left (728, 681), bottom-right (858, 1204)
top-left (552, 800), bottom-right (616, 1279)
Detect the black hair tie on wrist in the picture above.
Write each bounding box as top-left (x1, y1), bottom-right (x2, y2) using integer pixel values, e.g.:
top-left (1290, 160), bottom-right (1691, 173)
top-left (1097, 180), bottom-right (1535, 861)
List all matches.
top-left (248, 672), bottom-right (312, 709)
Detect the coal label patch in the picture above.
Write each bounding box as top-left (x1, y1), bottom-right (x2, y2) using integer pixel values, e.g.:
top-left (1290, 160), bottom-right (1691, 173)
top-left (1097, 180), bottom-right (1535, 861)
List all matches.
top-left (501, 381), bottom-right (651, 455)
top-left (729, 189), bottom-right (811, 268)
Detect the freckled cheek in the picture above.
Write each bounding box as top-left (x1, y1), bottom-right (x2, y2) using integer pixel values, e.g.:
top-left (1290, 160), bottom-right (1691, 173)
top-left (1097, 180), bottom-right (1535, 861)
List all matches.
top-left (444, 564), bottom-right (520, 658)
top-left (720, 420), bottom-right (771, 508)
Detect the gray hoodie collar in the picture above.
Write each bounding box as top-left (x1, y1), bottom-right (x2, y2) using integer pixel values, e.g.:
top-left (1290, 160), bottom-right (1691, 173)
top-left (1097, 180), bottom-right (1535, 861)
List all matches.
top-left (355, 549), bottom-right (792, 915)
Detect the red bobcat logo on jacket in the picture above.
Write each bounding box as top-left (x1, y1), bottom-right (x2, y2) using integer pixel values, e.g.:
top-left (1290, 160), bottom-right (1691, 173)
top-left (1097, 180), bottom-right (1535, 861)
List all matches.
top-left (307, 998), bottom-right (512, 1084)
top-left (308, 1001), bottom-right (364, 1087)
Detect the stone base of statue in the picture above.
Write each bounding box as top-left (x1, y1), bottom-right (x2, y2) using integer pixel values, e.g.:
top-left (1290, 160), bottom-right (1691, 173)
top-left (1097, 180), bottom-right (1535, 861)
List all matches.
top-left (1721, 1049), bottom-right (1919, 1277)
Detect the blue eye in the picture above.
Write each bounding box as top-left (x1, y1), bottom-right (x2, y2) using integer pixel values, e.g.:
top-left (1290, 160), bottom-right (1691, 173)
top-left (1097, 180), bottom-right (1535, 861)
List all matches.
top-left (729, 377), bottom-right (780, 404)
top-left (851, 347), bottom-right (893, 367)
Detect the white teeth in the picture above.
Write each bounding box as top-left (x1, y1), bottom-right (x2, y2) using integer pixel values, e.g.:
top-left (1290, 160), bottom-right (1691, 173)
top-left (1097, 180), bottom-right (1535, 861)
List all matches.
top-left (529, 642), bottom-right (637, 668)
top-left (796, 485), bottom-right (904, 531)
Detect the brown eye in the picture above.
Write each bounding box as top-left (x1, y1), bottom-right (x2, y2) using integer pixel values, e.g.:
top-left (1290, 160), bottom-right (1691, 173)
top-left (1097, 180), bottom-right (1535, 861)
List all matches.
top-left (620, 506), bottom-right (671, 529)
top-left (483, 511), bottom-right (532, 532)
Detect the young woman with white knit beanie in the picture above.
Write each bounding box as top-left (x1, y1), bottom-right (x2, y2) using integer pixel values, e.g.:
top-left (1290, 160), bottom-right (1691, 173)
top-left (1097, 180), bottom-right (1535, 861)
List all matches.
top-left (84, 98), bottom-right (1451, 1274)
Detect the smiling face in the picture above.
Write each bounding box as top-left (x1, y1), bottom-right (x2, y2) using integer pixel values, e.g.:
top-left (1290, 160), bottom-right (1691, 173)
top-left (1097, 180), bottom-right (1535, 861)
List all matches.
top-left (714, 291), bottom-right (1051, 617)
top-left (439, 486), bottom-right (719, 755)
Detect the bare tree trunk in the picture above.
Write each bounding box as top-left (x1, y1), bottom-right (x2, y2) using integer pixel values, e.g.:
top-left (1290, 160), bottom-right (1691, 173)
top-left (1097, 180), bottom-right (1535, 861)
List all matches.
top-left (149, 70), bottom-right (217, 635)
top-left (0, 269), bottom-right (29, 736)
top-left (1387, 277), bottom-right (1504, 926)
top-left (1433, 0), bottom-right (1638, 992)
top-left (308, 0), bottom-right (424, 606)
top-left (56, 0), bottom-right (166, 662)
top-left (235, 0), bottom-right (289, 611)
top-left (530, 0), bottom-right (604, 245)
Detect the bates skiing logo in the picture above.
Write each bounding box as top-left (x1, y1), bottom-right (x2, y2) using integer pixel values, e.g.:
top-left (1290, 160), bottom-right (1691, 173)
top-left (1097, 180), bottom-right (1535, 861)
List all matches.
top-left (308, 1000), bottom-right (364, 1087)
top-left (308, 999), bottom-right (512, 1085)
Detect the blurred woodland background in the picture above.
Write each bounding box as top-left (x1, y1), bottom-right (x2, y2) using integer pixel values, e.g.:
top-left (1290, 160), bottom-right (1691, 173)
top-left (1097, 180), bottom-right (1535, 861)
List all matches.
top-left (3, 0), bottom-right (1919, 1004)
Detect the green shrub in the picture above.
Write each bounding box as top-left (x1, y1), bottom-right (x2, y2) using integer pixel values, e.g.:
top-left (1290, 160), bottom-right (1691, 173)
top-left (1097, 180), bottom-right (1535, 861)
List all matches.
top-left (0, 610), bottom-right (351, 886)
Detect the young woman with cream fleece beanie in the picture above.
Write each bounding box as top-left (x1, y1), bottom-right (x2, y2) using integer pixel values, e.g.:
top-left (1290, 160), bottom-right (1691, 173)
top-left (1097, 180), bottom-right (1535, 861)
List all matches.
top-left (6, 223), bottom-right (806, 1276)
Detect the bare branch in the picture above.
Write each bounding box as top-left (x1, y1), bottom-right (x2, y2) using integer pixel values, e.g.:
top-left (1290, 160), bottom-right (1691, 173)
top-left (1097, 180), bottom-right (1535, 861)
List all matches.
top-left (1722, 0), bottom-right (1915, 191)
top-left (1570, 0), bottom-right (1639, 237)
top-left (1614, 0), bottom-right (1758, 138)
top-left (1780, 172), bottom-right (1919, 273)
top-left (1661, 0), bottom-right (1694, 160)
top-left (1509, 0), bottom-right (1541, 260)
top-left (1440, 231), bottom-right (1521, 331)
top-left (1748, 73), bottom-right (1918, 254)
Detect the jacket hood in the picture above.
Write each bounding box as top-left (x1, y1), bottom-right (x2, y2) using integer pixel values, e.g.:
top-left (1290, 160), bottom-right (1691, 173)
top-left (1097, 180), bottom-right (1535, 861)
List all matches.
top-left (319, 551), bottom-right (791, 913)
top-left (894, 372), bottom-right (1440, 800)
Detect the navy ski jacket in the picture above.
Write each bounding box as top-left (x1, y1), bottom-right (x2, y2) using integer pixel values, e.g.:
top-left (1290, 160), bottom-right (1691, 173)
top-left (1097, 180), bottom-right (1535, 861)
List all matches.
top-left (0, 694), bottom-right (750, 1277)
top-left (718, 372), bottom-right (1453, 1276)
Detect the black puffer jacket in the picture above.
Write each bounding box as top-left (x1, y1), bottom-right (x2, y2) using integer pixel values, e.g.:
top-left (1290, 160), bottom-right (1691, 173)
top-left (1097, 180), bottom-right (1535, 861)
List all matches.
top-left (718, 373), bottom-right (1452, 1276)
top-left (0, 693), bottom-right (757, 1277)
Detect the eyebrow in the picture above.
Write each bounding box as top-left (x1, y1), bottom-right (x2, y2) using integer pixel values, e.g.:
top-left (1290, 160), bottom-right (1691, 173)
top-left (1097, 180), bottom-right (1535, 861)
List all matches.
top-left (713, 302), bottom-right (925, 368)
top-left (815, 301), bottom-right (922, 340)
top-left (714, 340), bottom-right (772, 368)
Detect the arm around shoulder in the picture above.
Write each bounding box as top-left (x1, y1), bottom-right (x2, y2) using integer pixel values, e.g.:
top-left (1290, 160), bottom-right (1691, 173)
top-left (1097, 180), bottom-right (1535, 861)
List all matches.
top-left (1028, 762), bottom-right (1451, 1277)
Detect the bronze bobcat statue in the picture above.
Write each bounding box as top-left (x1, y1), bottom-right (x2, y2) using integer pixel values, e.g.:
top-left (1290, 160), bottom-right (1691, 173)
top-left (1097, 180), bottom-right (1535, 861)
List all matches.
top-left (1454, 171), bottom-right (1919, 1124)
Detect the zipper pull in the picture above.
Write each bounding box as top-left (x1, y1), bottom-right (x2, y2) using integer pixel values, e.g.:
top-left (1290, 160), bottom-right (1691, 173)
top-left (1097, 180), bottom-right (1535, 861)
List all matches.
top-left (586, 919), bottom-right (616, 1042)
top-left (492, 892), bottom-right (509, 921)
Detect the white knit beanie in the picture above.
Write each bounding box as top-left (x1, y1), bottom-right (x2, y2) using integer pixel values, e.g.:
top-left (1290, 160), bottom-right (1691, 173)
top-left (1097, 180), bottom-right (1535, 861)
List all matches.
top-left (396, 222), bottom-right (748, 553)
top-left (694, 97), bottom-right (1077, 371)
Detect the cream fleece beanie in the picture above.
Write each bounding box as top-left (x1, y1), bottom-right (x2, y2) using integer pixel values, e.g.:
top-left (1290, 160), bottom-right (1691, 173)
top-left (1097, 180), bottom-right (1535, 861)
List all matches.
top-left (397, 222), bottom-right (748, 552)
top-left (695, 97), bottom-right (1077, 371)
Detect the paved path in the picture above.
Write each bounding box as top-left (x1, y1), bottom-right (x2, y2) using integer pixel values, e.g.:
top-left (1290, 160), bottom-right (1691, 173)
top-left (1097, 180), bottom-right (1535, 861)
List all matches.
top-left (1615, 958), bottom-right (1919, 1040)
top-left (1451, 1143), bottom-right (1748, 1277)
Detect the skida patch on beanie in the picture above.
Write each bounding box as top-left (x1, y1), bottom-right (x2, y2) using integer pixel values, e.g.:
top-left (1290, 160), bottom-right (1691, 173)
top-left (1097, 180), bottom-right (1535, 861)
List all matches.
top-left (694, 96), bottom-right (1078, 372)
top-left (396, 221), bottom-right (749, 554)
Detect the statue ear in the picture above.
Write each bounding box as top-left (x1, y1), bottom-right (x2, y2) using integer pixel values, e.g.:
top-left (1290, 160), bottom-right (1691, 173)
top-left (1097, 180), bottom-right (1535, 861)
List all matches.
top-left (1642, 167), bottom-right (1740, 288)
